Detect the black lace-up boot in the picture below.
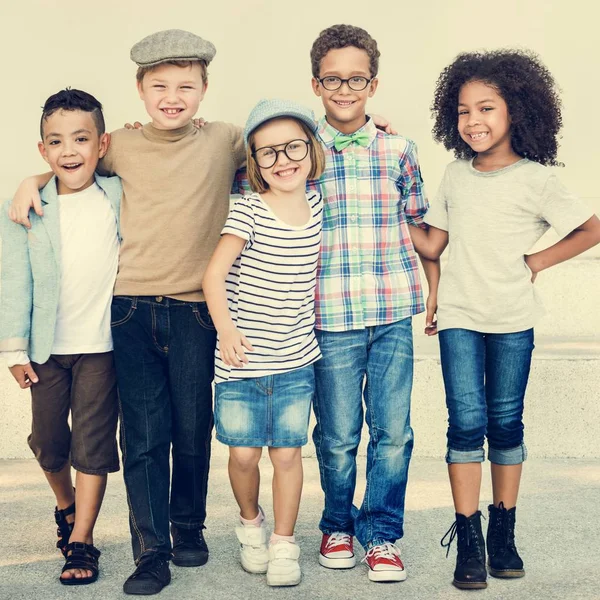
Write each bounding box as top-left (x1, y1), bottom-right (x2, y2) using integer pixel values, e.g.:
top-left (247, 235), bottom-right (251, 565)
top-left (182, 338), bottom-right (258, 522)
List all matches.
top-left (487, 502), bottom-right (525, 578)
top-left (441, 511), bottom-right (487, 589)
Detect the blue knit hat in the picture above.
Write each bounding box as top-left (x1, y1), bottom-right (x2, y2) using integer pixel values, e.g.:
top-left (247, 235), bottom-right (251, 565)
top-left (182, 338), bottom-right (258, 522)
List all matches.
top-left (244, 99), bottom-right (317, 146)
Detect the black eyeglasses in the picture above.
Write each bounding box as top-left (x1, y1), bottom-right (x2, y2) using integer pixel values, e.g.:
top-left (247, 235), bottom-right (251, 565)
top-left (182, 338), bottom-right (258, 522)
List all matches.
top-left (317, 76), bottom-right (373, 91)
top-left (252, 139), bottom-right (311, 169)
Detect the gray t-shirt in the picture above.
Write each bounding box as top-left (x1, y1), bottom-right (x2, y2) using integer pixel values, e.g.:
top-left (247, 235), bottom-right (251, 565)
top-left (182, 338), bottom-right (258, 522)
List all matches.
top-left (424, 158), bottom-right (593, 333)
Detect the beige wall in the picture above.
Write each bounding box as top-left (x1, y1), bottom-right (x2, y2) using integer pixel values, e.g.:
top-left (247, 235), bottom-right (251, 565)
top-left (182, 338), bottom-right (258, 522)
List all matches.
top-left (0, 0), bottom-right (599, 200)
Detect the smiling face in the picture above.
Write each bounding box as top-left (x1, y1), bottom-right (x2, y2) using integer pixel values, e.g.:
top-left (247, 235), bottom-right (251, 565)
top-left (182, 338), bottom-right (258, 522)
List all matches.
top-left (251, 118), bottom-right (312, 196)
top-left (458, 80), bottom-right (514, 159)
top-left (38, 109), bottom-right (108, 195)
top-left (137, 61), bottom-right (207, 130)
top-left (312, 46), bottom-right (378, 134)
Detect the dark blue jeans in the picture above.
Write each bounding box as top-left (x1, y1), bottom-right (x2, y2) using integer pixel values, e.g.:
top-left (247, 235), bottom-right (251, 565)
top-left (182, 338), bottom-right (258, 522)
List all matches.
top-left (313, 318), bottom-right (414, 548)
top-left (439, 328), bottom-right (534, 465)
top-left (111, 296), bottom-right (216, 562)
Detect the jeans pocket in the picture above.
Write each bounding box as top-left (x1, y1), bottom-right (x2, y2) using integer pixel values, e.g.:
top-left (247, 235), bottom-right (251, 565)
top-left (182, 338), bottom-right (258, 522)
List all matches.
top-left (193, 303), bottom-right (216, 331)
top-left (111, 297), bottom-right (136, 327)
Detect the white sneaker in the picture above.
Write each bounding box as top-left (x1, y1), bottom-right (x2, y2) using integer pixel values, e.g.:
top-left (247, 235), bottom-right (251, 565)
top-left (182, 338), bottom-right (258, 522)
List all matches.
top-left (234, 516), bottom-right (269, 574)
top-left (266, 541), bottom-right (301, 587)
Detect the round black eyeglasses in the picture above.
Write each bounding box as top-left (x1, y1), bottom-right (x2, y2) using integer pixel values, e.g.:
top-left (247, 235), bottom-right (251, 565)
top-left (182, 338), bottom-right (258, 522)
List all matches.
top-left (317, 76), bottom-right (373, 91)
top-left (252, 139), bottom-right (311, 169)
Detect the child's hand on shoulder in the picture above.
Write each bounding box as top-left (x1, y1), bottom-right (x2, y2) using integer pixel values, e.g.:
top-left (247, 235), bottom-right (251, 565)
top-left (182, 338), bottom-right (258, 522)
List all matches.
top-left (9, 363), bottom-right (39, 389)
top-left (219, 326), bottom-right (254, 368)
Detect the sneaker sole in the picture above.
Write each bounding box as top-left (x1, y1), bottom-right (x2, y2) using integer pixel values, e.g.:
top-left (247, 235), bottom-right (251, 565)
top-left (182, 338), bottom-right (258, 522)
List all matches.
top-left (489, 567), bottom-right (525, 579)
top-left (241, 557), bottom-right (269, 574)
top-left (171, 553), bottom-right (208, 567)
top-left (453, 579), bottom-right (488, 590)
top-left (318, 554), bottom-right (356, 569)
top-left (267, 573), bottom-right (301, 587)
top-left (367, 569), bottom-right (407, 583)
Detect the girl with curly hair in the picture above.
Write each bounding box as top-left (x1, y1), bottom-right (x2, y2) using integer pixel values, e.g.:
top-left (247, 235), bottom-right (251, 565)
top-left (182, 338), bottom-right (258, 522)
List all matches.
top-left (410, 49), bottom-right (600, 590)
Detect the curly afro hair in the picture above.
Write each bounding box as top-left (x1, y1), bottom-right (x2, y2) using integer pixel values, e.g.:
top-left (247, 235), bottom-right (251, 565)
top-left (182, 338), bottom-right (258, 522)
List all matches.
top-left (431, 49), bottom-right (563, 166)
top-left (310, 24), bottom-right (380, 79)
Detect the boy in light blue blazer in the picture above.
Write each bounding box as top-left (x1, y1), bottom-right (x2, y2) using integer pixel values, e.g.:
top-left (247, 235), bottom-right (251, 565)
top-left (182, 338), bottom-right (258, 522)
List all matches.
top-left (0, 89), bottom-right (122, 586)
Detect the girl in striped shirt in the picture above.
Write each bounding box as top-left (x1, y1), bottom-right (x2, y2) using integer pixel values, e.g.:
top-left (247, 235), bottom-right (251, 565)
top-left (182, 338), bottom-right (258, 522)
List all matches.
top-left (203, 99), bottom-right (325, 586)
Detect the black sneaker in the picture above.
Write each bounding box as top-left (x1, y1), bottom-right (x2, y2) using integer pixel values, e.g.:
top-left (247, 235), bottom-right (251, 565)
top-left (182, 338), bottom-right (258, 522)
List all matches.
top-left (487, 502), bottom-right (525, 578)
top-left (123, 554), bottom-right (171, 595)
top-left (171, 525), bottom-right (209, 567)
top-left (441, 511), bottom-right (487, 590)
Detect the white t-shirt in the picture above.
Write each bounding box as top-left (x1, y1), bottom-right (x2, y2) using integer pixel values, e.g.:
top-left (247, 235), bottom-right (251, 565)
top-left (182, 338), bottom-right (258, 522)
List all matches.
top-left (6, 183), bottom-right (119, 366)
top-left (214, 191), bottom-right (323, 383)
top-left (424, 159), bottom-right (593, 333)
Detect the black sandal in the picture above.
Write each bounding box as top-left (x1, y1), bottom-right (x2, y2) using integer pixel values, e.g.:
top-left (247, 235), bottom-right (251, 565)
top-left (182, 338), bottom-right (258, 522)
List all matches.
top-left (54, 500), bottom-right (76, 557)
top-left (60, 542), bottom-right (101, 586)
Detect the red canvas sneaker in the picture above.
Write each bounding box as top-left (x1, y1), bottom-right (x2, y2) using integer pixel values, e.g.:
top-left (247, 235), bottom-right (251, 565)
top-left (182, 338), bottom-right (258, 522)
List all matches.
top-left (319, 532), bottom-right (356, 569)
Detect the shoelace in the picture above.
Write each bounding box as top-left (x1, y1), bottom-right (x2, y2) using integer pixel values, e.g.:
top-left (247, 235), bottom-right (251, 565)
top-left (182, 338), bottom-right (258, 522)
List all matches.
top-left (325, 533), bottom-right (352, 550)
top-left (440, 518), bottom-right (485, 563)
top-left (131, 556), bottom-right (167, 579)
top-left (175, 528), bottom-right (204, 546)
top-left (361, 542), bottom-right (402, 564)
top-left (489, 502), bottom-right (516, 552)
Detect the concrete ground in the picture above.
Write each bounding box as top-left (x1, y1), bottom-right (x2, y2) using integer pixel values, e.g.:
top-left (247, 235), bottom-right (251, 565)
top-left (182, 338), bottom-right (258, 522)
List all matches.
top-left (1, 455), bottom-right (599, 600)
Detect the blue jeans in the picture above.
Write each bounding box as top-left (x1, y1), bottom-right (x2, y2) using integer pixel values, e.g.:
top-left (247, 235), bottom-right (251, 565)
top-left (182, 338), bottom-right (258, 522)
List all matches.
top-left (111, 296), bottom-right (216, 562)
top-left (439, 328), bottom-right (534, 466)
top-left (313, 318), bottom-right (414, 548)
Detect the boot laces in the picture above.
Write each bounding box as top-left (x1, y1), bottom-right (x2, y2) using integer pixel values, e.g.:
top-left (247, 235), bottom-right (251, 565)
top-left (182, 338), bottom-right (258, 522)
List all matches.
top-left (440, 515), bottom-right (485, 563)
top-left (490, 502), bottom-right (517, 552)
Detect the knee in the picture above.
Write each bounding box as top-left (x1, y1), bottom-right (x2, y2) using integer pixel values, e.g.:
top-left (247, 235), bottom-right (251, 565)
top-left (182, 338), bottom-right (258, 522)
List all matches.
top-left (229, 448), bottom-right (262, 472)
top-left (268, 447), bottom-right (301, 471)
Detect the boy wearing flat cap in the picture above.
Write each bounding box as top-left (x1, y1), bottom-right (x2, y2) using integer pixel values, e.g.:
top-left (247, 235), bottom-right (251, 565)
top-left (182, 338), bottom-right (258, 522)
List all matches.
top-left (11, 28), bottom-right (246, 596)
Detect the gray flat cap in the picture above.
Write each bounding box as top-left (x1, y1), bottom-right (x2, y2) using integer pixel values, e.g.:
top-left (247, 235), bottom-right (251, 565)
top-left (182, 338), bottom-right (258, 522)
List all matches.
top-left (244, 99), bottom-right (317, 146)
top-left (131, 29), bottom-right (216, 67)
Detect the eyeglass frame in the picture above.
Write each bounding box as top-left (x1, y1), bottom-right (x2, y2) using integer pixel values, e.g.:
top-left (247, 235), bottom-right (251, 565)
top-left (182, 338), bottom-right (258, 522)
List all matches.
top-left (317, 76), bottom-right (374, 91)
top-left (251, 139), bottom-right (311, 169)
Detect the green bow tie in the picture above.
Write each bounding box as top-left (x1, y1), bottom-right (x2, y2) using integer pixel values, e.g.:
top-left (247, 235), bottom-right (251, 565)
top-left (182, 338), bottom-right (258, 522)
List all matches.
top-left (333, 131), bottom-right (370, 151)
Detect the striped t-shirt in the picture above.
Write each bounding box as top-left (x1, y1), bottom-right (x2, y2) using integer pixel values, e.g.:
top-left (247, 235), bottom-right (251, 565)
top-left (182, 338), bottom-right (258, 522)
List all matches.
top-left (214, 191), bottom-right (323, 383)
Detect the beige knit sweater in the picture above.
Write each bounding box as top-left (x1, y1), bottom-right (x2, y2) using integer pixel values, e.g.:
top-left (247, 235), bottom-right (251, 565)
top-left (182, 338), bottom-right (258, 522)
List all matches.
top-left (100, 121), bottom-right (245, 301)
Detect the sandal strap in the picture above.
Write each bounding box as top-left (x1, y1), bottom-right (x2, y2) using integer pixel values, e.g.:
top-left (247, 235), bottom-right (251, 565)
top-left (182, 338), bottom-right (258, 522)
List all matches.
top-left (54, 500), bottom-right (76, 524)
top-left (62, 543), bottom-right (101, 575)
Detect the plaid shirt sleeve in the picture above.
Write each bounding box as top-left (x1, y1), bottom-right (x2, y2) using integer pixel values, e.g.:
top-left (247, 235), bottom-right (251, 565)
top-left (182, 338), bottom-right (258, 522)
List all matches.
top-left (397, 140), bottom-right (428, 229)
top-left (231, 167), bottom-right (252, 195)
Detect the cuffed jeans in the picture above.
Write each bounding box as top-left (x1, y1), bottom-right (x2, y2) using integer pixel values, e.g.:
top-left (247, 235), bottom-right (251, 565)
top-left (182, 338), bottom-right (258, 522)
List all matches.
top-left (439, 328), bottom-right (534, 466)
top-left (111, 296), bottom-right (215, 562)
top-left (313, 317), bottom-right (414, 548)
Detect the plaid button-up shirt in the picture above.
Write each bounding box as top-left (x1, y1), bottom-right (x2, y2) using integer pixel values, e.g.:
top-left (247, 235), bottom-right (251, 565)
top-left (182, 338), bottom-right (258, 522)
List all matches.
top-left (309, 117), bottom-right (427, 332)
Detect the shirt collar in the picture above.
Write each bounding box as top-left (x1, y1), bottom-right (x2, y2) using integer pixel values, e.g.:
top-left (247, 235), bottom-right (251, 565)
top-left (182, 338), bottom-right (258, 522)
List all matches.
top-left (317, 116), bottom-right (378, 150)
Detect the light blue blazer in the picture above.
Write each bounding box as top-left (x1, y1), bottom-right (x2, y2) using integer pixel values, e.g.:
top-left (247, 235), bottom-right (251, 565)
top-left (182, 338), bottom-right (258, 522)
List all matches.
top-left (0, 174), bottom-right (122, 364)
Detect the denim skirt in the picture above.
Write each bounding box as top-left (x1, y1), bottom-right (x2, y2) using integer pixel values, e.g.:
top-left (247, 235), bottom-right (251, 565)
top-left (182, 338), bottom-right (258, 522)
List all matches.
top-left (215, 364), bottom-right (315, 447)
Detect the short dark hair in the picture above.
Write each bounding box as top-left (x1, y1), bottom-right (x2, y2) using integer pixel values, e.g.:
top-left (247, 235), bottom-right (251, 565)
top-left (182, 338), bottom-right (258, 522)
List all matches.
top-left (431, 49), bottom-right (563, 166)
top-left (40, 88), bottom-right (105, 140)
top-left (310, 24), bottom-right (380, 79)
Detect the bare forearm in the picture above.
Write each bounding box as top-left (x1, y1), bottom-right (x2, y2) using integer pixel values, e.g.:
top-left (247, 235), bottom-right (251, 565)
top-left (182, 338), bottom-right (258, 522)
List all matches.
top-left (419, 255), bottom-right (440, 294)
top-left (409, 224), bottom-right (448, 260)
top-left (202, 274), bottom-right (235, 334)
top-left (527, 216), bottom-right (600, 273)
top-left (33, 172), bottom-right (53, 189)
